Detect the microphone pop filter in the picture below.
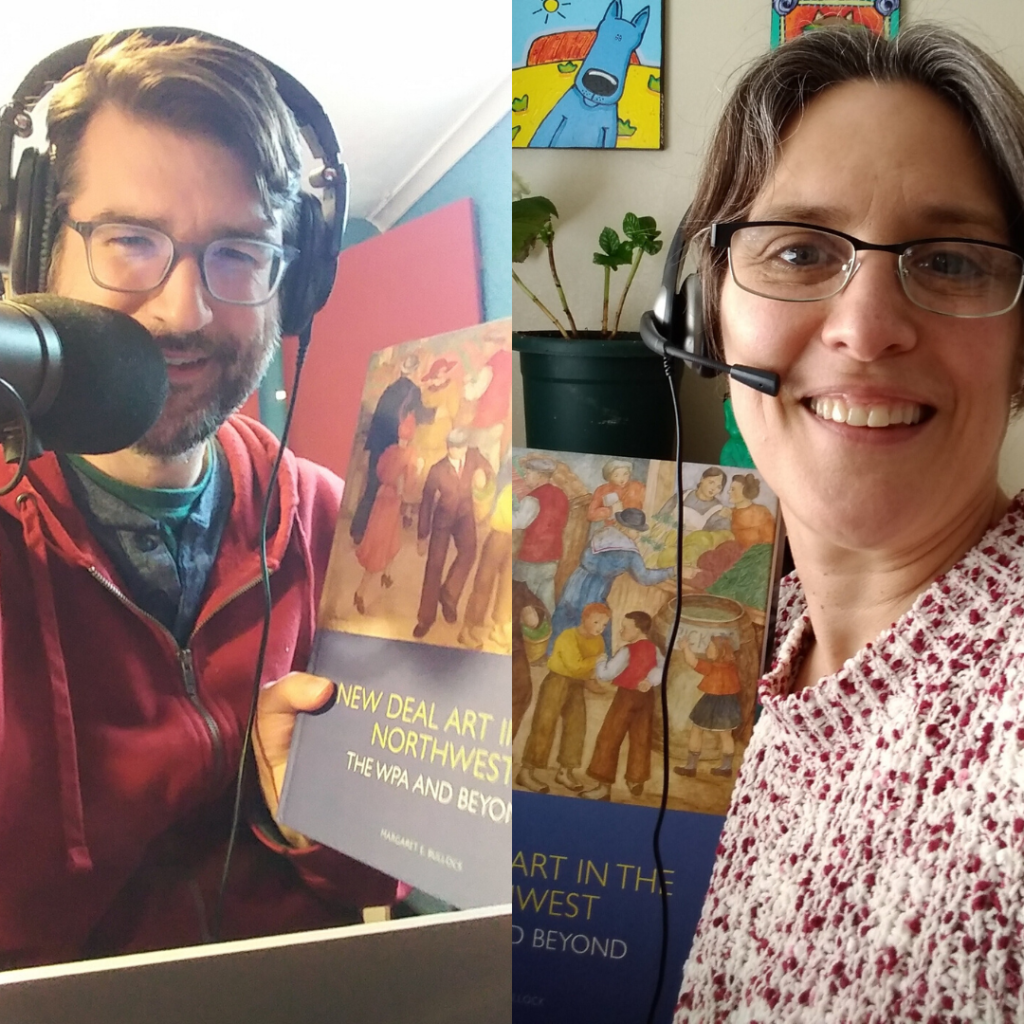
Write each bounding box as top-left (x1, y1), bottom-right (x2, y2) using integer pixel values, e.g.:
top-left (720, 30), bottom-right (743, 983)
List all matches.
top-left (5, 295), bottom-right (168, 454)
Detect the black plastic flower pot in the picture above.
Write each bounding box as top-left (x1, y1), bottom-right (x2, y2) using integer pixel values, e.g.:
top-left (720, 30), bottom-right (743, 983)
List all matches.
top-left (513, 331), bottom-right (679, 459)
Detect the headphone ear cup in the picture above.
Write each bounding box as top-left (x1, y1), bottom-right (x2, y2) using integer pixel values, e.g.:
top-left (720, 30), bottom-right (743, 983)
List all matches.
top-left (37, 156), bottom-right (59, 291)
top-left (279, 192), bottom-right (338, 337)
top-left (10, 147), bottom-right (53, 295)
top-left (680, 272), bottom-right (716, 378)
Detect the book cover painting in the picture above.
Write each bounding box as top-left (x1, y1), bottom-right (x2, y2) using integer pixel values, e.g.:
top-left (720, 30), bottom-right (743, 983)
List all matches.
top-left (770, 0), bottom-right (900, 49)
top-left (513, 0), bottom-right (664, 149)
top-left (511, 448), bottom-right (783, 1023)
top-left (278, 319), bottom-right (513, 909)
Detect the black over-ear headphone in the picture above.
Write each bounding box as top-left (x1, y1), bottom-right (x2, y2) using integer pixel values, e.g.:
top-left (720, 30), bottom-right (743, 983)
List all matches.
top-left (0, 27), bottom-right (347, 338)
top-left (639, 214), bottom-right (780, 396)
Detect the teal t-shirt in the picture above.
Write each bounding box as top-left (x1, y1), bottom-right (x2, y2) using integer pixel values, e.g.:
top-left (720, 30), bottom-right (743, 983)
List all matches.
top-left (66, 451), bottom-right (214, 560)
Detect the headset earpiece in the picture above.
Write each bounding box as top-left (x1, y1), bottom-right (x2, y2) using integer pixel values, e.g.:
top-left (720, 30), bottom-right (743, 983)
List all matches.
top-left (642, 215), bottom-right (781, 397)
top-left (643, 214), bottom-right (717, 377)
top-left (680, 272), bottom-right (714, 377)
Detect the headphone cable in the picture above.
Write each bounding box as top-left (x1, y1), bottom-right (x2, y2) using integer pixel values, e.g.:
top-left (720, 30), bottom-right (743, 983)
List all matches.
top-left (645, 355), bottom-right (686, 1024)
top-left (213, 324), bottom-right (312, 941)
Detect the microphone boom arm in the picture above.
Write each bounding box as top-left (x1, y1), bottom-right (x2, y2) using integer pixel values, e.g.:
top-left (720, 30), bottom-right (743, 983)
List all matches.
top-left (638, 310), bottom-right (780, 396)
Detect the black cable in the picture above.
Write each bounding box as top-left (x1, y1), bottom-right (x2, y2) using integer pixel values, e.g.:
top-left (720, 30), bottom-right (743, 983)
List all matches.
top-left (213, 325), bottom-right (313, 941)
top-left (0, 377), bottom-right (33, 496)
top-left (645, 356), bottom-right (686, 1024)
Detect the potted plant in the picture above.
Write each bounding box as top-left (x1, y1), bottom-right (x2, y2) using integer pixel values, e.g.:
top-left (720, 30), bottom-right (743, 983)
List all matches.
top-left (512, 183), bottom-right (678, 459)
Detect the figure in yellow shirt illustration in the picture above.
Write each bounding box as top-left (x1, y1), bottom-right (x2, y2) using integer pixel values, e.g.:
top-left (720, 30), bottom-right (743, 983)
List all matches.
top-left (517, 603), bottom-right (610, 794)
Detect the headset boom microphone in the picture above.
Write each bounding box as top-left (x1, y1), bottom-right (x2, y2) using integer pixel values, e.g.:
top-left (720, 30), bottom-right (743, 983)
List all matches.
top-left (0, 294), bottom-right (168, 454)
top-left (639, 215), bottom-right (781, 397)
top-left (639, 310), bottom-right (780, 396)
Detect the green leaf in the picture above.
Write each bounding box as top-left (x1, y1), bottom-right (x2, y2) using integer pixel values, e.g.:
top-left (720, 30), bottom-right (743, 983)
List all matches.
top-left (514, 196), bottom-right (558, 220)
top-left (592, 249), bottom-right (633, 270)
top-left (593, 227), bottom-right (633, 269)
top-left (648, 74), bottom-right (661, 93)
top-left (557, 61), bottom-right (578, 73)
top-left (512, 196), bottom-right (558, 262)
top-left (512, 124), bottom-right (521, 141)
top-left (512, 95), bottom-right (529, 113)
top-left (598, 226), bottom-right (621, 256)
top-left (622, 213), bottom-right (662, 254)
top-left (617, 118), bottom-right (637, 137)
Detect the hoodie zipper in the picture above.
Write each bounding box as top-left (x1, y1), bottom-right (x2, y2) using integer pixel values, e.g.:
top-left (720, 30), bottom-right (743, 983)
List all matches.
top-left (191, 573), bottom-right (269, 637)
top-left (85, 566), bottom-right (270, 786)
top-left (178, 648), bottom-right (224, 782)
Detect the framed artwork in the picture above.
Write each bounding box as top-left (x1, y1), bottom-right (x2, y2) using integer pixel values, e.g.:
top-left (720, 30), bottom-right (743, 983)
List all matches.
top-left (513, 0), bottom-right (664, 149)
top-left (770, 0), bottom-right (901, 48)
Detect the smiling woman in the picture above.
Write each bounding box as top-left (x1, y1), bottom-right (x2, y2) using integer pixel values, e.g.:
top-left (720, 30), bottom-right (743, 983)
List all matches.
top-left (674, 23), bottom-right (1024, 1023)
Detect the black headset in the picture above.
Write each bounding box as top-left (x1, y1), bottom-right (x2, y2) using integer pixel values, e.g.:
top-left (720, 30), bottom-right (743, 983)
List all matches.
top-left (639, 213), bottom-right (714, 376)
top-left (639, 213), bottom-right (780, 396)
top-left (0, 27), bottom-right (346, 338)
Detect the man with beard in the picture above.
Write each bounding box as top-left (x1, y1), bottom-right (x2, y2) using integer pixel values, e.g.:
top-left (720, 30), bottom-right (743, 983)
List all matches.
top-left (0, 31), bottom-right (400, 969)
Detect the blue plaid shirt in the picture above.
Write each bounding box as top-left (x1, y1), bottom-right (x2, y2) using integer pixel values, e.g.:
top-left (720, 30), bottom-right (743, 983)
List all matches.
top-left (60, 443), bottom-right (233, 646)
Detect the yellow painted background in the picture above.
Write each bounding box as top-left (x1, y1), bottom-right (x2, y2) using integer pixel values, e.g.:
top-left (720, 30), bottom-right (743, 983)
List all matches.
top-left (512, 62), bottom-right (662, 149)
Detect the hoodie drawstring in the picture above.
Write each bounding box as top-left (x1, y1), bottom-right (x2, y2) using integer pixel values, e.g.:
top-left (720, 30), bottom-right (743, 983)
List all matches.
top-left (299, 524), bottom-right (318, 638)
top-left (17, 491), bottom-right (93, 873)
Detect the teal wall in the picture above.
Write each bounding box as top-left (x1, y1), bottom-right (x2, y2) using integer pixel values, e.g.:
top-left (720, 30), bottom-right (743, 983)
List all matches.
top-left (395, 112), bottom-right (511, 322)
top-left (341, 217), bottom-right (381, 248)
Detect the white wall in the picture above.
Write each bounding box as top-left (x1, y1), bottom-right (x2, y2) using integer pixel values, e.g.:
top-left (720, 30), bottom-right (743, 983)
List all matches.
top-left (512, 0), bottom-right (1024, 490)
top-left (3, 3), bottom-right (510, 227)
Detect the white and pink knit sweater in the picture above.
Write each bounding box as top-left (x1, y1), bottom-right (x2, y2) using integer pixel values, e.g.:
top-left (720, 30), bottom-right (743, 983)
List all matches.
top-left (676, 496), bottom-right (1024, 1023)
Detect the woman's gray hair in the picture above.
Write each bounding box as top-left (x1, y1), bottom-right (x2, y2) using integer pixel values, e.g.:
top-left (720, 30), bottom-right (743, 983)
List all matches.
top-left (688, 23), bottom-right (1024, 409)
top-left (45, 30), bottom-right (304, 269)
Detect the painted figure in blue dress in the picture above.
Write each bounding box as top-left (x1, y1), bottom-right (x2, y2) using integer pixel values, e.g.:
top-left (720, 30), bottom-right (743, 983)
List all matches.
top-left (548, 506), bottom-right (675, 651)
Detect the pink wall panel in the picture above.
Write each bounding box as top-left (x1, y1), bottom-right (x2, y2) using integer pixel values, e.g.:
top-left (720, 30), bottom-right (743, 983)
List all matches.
top-left (280, 198), bottom-right (482, 480)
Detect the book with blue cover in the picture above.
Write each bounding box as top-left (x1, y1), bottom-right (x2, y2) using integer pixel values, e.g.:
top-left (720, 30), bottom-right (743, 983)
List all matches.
top-left (278, 319), bottom-right (512, 909)
top-left (508, 447), bottom-right (784, 1022)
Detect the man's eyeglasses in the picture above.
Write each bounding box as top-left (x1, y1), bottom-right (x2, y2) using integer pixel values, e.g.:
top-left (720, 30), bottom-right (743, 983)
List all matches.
top-left (61, 215), bottom-right (298, 306)
top-left (710, 220), bottom-right (1024, 318)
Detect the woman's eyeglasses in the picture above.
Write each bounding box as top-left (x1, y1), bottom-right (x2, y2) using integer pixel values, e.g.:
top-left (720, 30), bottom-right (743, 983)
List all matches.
top-left (711, 220), bottom-right (1024, 318)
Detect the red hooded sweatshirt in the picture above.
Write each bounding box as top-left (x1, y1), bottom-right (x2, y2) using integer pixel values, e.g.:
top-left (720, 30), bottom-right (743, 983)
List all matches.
top-left (0, 415), bottom-right (400, 969)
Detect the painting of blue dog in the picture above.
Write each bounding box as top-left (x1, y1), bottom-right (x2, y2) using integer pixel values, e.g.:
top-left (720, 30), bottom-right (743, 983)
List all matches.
top-left (513, 0), bottom-right (664, 149)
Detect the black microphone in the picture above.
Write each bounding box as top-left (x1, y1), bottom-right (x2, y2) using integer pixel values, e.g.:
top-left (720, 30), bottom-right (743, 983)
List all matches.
top-left (0, 294), bottom-right (168, 454)
top-left (639, 310), bottom-right (780, 397)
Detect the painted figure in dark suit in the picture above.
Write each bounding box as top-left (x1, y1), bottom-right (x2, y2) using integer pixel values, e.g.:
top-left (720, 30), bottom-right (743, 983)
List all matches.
top-left (350, 354), bottom-right (430, 544)
top-left (414, 428), bottom-right (494, 639)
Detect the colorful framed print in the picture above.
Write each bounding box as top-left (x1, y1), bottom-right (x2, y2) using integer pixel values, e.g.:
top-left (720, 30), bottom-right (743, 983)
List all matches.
top-left (513, 0), bottom-right (664, 149)
top-left (770, 0), bottom-right (901, 48)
